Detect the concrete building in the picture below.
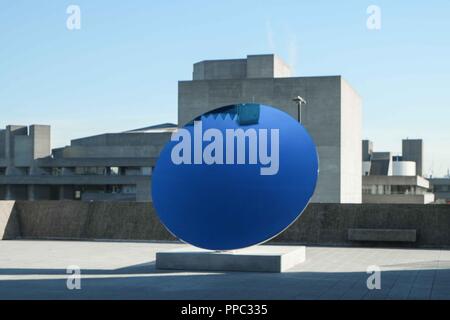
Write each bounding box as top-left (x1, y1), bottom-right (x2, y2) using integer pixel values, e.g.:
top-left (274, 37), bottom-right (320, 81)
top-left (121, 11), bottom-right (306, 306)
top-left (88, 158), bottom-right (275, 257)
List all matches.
top-left (402, 139), bottom-right (423, 176)
top-left (362, 139), bottom-right (434, 204)
top-left (1, 54), bottom-right (362, 203)
top-left (362, 175), bottom-right (434, 204)
top-left (179, 54), bottom-right (363, 203)
top-left (0, 124), bottom-right (176, 201)
top-left (430, 177), bottom-right (450, 204)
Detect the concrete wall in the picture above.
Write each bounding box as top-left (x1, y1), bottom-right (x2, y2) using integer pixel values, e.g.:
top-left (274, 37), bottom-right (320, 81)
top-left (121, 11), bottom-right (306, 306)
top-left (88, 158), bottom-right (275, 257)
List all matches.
top-left (31, 125), bottom-right (51, 160)
top-left (2, 201), bottom-right (450, 248)
top-left (2, 125), bottom-right (51, 172)
top-left (0, 201), bottom-right (20, 239)
top-left (363, 175), bottom-right (429, 188)
top-left (9, 185), bottom-right (27, 200)
top-left (60, 145), bottom-right (164, 158)
top-left (370, 152), bottom-right (392, 175)
top-left (193, 59), bottom-right (247, 80)
top-left (70, 132), bottom-right (170, 147)
top-left (64, 132), bottom-right (171, 158)
top-left (192, 54), bottom-right (292, 81)
top-left (246, 54), bottom-right (291, 78)
top-left (136, 179), bottom-right (152, 202)
top-left (13, 135), bottom-right (33, 167)
top-left (5, 126), bottom-right (28, 167)
top-left (275, 203), bottom-right (450, 247)
top-left (0, 201), bottom-right (174, 241)
top-left (362, 161), bottom-right (371, 176)
top-left (340, 79), bottom-right (362, 203)
top-left (362, 194), bottom-right (434, 204)
top-left (0, 129), bottom-right (5, 159)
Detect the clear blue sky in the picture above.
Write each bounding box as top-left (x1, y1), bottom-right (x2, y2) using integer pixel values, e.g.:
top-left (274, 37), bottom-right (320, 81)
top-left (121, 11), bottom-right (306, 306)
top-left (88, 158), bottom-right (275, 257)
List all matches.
top-left (1, 1), bottom-right (449, 176)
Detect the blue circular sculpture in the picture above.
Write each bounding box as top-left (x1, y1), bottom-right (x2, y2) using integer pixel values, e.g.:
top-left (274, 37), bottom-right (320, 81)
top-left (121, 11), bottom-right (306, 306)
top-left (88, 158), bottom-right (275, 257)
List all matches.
top-left (152, 104), bottom-right (318, 251)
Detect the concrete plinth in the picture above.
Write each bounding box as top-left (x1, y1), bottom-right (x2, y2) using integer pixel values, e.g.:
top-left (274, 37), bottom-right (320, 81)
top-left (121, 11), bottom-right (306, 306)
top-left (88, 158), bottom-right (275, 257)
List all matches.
top-left (156, 245), bottom-right (306, 273)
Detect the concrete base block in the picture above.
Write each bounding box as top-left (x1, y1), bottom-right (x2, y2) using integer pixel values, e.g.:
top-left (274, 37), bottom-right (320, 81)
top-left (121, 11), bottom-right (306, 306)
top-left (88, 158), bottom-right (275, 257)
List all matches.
top-left (156, 245), bottom-right (306, 273)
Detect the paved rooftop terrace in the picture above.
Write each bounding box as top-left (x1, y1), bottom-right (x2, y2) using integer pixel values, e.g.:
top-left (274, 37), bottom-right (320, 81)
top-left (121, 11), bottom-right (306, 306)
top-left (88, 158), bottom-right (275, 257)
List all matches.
top-left (1, 241), bottom-right (450, 300)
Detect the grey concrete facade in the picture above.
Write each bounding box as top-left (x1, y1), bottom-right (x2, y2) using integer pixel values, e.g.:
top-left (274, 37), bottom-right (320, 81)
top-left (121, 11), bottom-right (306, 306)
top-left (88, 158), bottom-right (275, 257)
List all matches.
top-left (361, 139), bottom-right (433, 204)
top-left (179, 54), bottom-right (362, 203)
top-left (402, 139), bottom-right (423, 176)
top-left (0, 124), bottom-right (176, 202)
top-left (362, 175), bottom-right (434, 204)
top-left (369, 152), bottom-right (392, 175)
top-left (193, 54), bottom-right (292, 81)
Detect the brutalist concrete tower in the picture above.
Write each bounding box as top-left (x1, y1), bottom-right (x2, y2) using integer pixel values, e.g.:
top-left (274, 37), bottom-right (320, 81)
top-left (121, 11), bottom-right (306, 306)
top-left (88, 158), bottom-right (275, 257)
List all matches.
top-left (402, 139), bottom-right (423, 176)
top-left (178, 54), bottom-right (362, 203)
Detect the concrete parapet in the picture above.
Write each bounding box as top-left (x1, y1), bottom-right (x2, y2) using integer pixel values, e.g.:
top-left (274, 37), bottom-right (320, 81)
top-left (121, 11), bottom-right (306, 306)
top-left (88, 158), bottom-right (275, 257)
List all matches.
top-left (0, 201), bottom-right (174, 241)
top-left (1, 201), bottom-right (450, 248)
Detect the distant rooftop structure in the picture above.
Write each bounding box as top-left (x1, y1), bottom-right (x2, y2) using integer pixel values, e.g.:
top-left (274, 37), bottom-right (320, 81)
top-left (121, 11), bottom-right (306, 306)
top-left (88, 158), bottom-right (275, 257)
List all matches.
top-left (362, 139), bottom-right (424, 177)
top-left (192, 54), bottom-right (292, 81)
top-left (362, 139), bottom-right (434, 204)
top-left (124, 123), bottom-right (177, 133)
top-left (430, 177), bottom-right (450, 204)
